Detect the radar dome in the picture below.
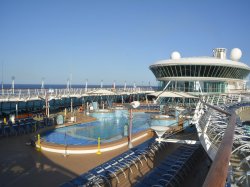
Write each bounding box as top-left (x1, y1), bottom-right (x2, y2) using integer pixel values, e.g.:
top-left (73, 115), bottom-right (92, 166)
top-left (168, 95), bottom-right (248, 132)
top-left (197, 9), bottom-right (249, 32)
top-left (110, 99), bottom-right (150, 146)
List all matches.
top-left (230, 48), bottom-right (242, 61)
top-left (171, 51), bottom-right (181, 59)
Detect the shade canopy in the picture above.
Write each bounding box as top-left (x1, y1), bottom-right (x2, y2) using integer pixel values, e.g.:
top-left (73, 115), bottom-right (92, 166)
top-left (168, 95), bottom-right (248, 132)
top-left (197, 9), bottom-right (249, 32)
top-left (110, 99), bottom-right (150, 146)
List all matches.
top-left (87, 89), bottom-right (116, 95)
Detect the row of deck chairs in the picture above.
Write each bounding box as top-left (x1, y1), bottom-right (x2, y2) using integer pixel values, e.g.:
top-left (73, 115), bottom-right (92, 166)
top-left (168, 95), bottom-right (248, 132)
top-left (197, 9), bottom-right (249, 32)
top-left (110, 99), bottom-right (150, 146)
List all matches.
top-left (0, 117), bottom-right (53, 137)
top-left (134, 144), bottom-right (202, 187)
top-left (60, 138), bottom-right (168, 187)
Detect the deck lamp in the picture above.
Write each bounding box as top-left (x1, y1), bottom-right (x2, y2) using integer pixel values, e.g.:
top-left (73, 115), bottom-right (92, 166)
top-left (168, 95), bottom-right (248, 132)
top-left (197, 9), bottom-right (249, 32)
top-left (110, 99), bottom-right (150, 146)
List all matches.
top-left (124, 101), bottom-right (140, 148)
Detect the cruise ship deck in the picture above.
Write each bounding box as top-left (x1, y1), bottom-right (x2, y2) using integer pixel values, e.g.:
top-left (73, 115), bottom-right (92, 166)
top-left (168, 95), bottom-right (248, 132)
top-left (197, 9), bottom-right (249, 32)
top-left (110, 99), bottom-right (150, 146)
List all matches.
top-left (1, 48), bottom-right (250, 187)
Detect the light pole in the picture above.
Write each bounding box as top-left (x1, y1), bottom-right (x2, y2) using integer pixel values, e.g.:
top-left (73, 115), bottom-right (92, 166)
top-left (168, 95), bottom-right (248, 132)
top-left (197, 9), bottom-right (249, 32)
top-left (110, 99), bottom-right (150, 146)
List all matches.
top-left (113, 80), bottom-right (116, 90)
top-left (66, 78), bottom-right (70, 91)
top-left (1, 62), bottom-right (4, 96)
top-left (124, 81), bottom-right (127, 91)
top-left (16, 103), bottom-right (18, 117)
top-left (101, 80), bottom-right (103, 88)
top-left (47, 96), bottom-right (50, 118)
top-left (44, 92), bottom-right (50, 118)
top-left (71, 98), bottom-right (73, 116)
top-left (11, 76), bottom-right (15, 94)
top-left (39, 91), bottom-right (50, 118)
top-left (85, 79), bottom-right (88, 92)
top-left (128, 108), bottom-right (133, 148)
top-left (41, 77), bottom-right (45, 90)
top-left (124, 101), bottom-right (140, 148)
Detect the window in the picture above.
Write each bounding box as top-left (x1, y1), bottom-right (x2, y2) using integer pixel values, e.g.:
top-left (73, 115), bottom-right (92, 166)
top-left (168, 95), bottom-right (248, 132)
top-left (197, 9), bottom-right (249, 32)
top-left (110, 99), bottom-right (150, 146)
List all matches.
top-left (199, 66), bottom-right (206, 77)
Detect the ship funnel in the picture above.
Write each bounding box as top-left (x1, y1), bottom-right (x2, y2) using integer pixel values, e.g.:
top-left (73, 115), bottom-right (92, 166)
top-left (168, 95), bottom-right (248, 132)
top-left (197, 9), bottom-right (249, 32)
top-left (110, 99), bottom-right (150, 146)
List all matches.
top-left (213, 48), bottom-right (227, 59)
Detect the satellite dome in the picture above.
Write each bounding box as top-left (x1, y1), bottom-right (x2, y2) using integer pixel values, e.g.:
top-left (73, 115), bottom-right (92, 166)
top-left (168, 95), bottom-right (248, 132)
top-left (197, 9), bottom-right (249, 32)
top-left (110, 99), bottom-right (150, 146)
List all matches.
top-left (230, 48), bottom-right (242, 61)
top-left (171, 51), bottom-right (181, 59)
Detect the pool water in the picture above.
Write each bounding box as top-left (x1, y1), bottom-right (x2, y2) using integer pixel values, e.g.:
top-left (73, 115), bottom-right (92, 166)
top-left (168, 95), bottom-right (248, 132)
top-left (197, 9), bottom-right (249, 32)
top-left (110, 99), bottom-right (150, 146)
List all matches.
top-left (150, 118), bottom-right (177, 126)
top-left (42, 110), bottom-right (153, 145)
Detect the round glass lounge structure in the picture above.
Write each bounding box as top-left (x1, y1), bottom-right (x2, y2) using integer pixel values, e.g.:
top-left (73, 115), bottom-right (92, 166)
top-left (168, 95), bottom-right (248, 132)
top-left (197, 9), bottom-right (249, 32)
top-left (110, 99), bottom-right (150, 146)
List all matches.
top-left (150, 48), bottom-right (250, 94)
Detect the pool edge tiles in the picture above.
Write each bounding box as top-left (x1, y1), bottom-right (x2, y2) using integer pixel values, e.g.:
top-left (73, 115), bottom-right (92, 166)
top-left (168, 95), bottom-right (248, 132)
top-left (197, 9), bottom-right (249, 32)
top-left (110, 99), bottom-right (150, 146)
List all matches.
top-left (36, 130), bottom-right (152, 154)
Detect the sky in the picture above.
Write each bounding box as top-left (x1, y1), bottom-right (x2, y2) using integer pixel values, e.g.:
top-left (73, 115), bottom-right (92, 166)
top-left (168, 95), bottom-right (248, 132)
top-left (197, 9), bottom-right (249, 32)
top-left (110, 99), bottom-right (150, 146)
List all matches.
top-left (0, 0), bottom-right (250, 86)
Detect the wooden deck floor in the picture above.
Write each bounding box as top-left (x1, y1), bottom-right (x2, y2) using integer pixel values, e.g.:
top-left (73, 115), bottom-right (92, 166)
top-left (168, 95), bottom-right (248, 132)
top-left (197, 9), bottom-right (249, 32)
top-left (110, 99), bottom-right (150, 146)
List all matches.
top-left (0, 112), bottom-right (211, 187)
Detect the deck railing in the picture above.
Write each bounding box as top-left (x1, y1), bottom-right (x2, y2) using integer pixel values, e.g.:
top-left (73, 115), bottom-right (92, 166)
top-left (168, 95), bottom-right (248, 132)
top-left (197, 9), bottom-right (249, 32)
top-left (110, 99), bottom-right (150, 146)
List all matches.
top-left (0, 87), bottom-right (154, 102)
top-left (201, 101), bottom-right (236, 187)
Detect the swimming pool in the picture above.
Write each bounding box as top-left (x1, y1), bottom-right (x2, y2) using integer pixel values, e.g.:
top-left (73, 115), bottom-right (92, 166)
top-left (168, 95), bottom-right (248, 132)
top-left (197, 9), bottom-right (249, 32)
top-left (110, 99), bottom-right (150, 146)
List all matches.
top-left (41, 110), bottom-right (153, 146)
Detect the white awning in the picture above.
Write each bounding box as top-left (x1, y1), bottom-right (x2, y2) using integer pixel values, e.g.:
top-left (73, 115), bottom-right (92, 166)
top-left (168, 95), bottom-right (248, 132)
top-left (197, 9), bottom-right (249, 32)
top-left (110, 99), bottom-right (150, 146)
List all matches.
top-left (87, 89), bottom-right (116, 95)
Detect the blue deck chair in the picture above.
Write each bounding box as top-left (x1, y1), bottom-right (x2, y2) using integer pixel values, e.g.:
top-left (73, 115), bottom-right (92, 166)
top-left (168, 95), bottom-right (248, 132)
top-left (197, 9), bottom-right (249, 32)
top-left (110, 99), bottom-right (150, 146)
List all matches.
top-left (3, 125), bottom-right (10, 136)
top-left (25, 122), bottom-right (32, 133)
top-left (19, 123), bottom-right (26, 135)
top-left (116, 155), bottom-right (133, 173)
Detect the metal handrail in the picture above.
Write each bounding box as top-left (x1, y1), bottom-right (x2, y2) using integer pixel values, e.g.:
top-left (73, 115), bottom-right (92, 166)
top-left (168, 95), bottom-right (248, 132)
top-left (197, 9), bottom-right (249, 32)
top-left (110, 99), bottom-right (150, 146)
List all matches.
top-left (202, 103), bottom-right (236, 187)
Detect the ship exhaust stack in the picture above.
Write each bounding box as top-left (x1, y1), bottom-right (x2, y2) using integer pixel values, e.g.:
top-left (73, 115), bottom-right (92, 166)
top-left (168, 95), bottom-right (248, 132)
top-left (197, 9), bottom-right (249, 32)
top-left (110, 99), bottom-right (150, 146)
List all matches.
top-left (213, 48), bottom-right (227, 59)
